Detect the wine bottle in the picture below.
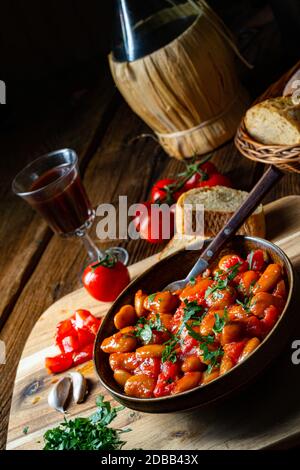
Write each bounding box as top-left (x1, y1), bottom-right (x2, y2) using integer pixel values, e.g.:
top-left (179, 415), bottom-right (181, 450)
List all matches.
top-left (112, 0), bottom-right (199, 62)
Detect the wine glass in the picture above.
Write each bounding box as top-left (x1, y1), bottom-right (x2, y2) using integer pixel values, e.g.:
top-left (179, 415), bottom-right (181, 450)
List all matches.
top-left (12, 148), bottom-right (129, 265)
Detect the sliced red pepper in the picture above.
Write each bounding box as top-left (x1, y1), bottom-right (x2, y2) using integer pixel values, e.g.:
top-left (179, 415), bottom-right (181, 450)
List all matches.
top-left (261, 305), bottom-right (279, 335)
top-left (153, 361), bottom-right (180, 397)
top-left (45, 352), bottom-right (73, 374)
top-left (61, 334), bottom-right (79, 353)
top-left (223, 340), bottom-right (247, 365)
top-left (73, 343), bottom-right (94, 366)
top-left (245, 315), bottom-right (263, 338)
top-left (55, 318), bottom-right (75, 341)
top-left (247, 249), bottom-right (265, 271)
top-left (72, 309), bottom-right (92, 329)
top-left (77, 327), bottom-right (95, 348)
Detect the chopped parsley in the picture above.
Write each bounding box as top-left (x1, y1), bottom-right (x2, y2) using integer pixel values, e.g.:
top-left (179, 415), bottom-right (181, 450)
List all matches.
top-left (43, 396), bottom-right (129, 450)
top-left (147, 293), bottom-right (157, 302)
top-left (201, 343), bottom-right (224, 374)
top-left (236, 298), bottom-right (251, 313)
top-left (162, 335), bottom-right (179, 363)
top-left (212, 309), bottom-right (228, 334)
top-left (134, 314), bottom-right (165, 344)
top-left (189, 277), bottom-right (196, 286)
top-left (205, 262), bottom-right (242, 299)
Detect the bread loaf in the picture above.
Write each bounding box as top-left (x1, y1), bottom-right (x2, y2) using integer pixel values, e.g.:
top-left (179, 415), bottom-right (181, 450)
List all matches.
top-left (244, 96), bottom-right (300, 146)
top-left (160, 185), bottom-right (265, 259)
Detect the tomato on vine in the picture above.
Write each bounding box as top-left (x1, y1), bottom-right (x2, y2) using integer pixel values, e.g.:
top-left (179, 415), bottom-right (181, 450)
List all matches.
top-left (82, 254), bottom-right (130, 302)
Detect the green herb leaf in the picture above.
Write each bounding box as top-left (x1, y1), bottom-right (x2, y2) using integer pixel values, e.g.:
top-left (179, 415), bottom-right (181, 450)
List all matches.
top-left (23, 426), bottom-right (29, 435)
top-left (139, 324), bottom-right (153, 344)
top-left (189, 277), bottom-right (196, 286)
top-left (162, 335), bottom-right (178, 363)
top-left (147, 293), bottom-right (157, 303)
top-left (212, 309), bottom-right (228, 334)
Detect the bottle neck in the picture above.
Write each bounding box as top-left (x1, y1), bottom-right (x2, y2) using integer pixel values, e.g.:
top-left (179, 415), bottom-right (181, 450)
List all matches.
top-left (112, 0), bottom-right (199, 63)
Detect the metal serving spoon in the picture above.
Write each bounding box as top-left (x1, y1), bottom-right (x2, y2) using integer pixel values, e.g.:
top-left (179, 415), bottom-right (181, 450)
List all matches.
top-left (164, 165), bottom-right (283, 292)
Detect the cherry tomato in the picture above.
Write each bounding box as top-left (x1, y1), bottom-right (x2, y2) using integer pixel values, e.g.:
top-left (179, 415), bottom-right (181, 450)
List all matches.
top-left (261, 305), bottom-right (279, 335)
top-left (82, 255), bottom-right (130, 302)
top-left (218, 254), bottom-right (248, 274)
top-left (45, 353), bottom-right (73, 374)
top-left (151, 178), bottom-right (183, 203)
top-left (223, 341), bottom-right (247, 365)
top-left (183, 162), bottom-right (217, 191)
top-left (247, 249), bottom-right (265, 271)
top-left (133, 201), bottom-right (175, 244)
top-left (199, 173), bottom-right (232, 188)
top-left (244, 315), bottom-right (263, 338)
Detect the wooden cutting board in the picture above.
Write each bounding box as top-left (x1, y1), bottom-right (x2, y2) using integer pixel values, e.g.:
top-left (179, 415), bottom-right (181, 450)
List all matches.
top-left (7, 196), bottom-right (300, 450)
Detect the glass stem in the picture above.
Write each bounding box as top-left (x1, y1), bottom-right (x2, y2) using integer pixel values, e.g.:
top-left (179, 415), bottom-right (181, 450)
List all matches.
top-left (78, 232), bottom-right (104, 262)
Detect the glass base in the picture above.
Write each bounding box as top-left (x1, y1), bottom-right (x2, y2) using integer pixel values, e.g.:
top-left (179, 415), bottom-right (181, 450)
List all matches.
top-left (106, 247), bottom-right (129, 266)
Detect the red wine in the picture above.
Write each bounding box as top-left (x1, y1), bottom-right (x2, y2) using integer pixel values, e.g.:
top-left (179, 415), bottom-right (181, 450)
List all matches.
top-left (30, 165), bottom-right (92, 234)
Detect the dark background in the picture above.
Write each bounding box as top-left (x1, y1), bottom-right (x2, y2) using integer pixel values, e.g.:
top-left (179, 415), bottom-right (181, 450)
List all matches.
top-left (0, 0), bottom-right (299, 118)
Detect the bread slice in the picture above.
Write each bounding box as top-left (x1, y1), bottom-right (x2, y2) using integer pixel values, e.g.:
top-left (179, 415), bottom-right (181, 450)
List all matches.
top-left (244, 96), bottom-right (300, 146)
top-left (160, 186), bottom-right (265, 259)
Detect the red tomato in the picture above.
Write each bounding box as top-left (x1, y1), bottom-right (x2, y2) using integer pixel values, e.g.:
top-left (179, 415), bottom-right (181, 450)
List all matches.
top-left (244, 315), bottom-right (263, 338)
top-left (184, 162), bottom-right (217, 191)
top-left (133, 201), bottom-right (175, 244)
top-left (136, 357), bottom-right (161, 378)
top-left (180, 330), bottom-right (199, 355)
top-left (218, 254), bottom-right (248, 274)
top-left (223, 341), bottom-right (247, 365)
top-left (261, 305), bottom-right (279, 335)
top-left (82, 257), bottom-right (130, 302)
top-left (151, 330), bottom-right (171, 344)
top-left (151, 178), bottom-right (183, 203)
top-left (73, 343), bottom-right (94, 366)
top-left (153, 361), bottom-right (180, 397)
top-left (161, 360), bottom-right (181, 378)
top-left (199, 173), bottom-right (232, 188)
top-left (247, 249), bottom-right (265, 271)
top-left (45, 353), bottom-right (73, 374)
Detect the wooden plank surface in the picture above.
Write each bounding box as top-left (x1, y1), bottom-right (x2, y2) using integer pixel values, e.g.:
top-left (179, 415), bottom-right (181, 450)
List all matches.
top-left (6, 196), bottom-right (300, 450)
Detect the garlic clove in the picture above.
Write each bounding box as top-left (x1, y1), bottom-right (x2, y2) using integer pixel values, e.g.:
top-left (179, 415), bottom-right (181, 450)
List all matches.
top-left (68, 371), bottom-right (87, 404)
top-left (48, 376), bottom-right (72, 413)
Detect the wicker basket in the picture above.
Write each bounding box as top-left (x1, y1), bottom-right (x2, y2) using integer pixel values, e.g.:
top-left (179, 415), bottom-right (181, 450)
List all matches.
top-left (235, 61), bottom-right (300, 174)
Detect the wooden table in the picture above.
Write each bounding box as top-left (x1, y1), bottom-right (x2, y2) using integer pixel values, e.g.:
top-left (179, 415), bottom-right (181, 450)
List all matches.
top-left (1, 55), bottom-right (300, 450)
